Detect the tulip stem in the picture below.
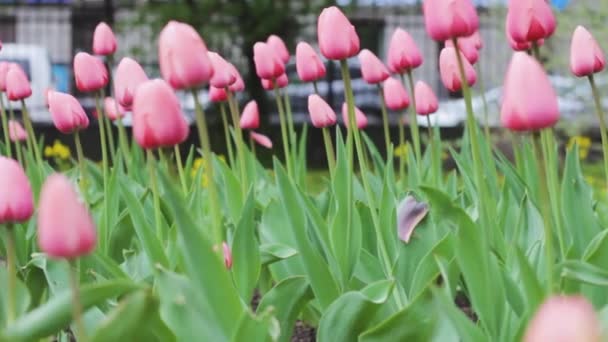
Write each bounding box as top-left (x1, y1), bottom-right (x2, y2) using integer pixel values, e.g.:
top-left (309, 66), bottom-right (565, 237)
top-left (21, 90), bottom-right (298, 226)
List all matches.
top-left (15, 141), bottom-right (23, 167)
top-left (99, 90), bottom-right (116, 166)
top-left (219, 103), bottom-right (235, 168)
top-left (107, 54), bottom-right (131, 170)
top-left (541, 129), bottom-right (565, 260)
top-left (313, 81), bottom-right (319, 94)
top-left (0, 96), bottom-right (10, 158)
top-left (273, 84), bottom-right (293, 179)
top-left (94, 93), bottom-right (109, 253)
top-left (403, 72), bottom-right (422, 175)
top-left (174, 145), bottom-right (188, 194)
top-left (535, 132), bottom-right (555, 293)
top-left (426, 114), bottom-right (439, 185)
top-left (322, 127), bottom-right (335, 173)
top-left (6, 224), bottom-right (16, 323)
top-left (398, 113), bottom-right (406, 185)
top-left (68, 260), bottom-right (87, 342)
top-left (192, 90), bottom-right (223, 246)
top-left (476, 62), bottom-right (491, 143)
top-left (73, 130), bottom-right (87, 193)
top-left (588, 74), bottom-right (608, 192)
top-left (283, 90), bottom-right (297, 160)
top-left (147, 150), bottom-right (163, 240)
top-left (20, 100), bottom-right (42, 170)
top-left (377, 85), bottom-right (392, 155)
top-left (226, 90), bottom-right (248, 196)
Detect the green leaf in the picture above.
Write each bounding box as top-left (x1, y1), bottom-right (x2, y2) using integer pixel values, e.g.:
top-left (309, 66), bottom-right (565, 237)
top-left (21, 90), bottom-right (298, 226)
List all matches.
top-left (0, 266), bottom-right (31, 326)
top-left (232, 190), bottom-right (261, 301)
top-left (230, 308), bottom-right (279, 342)
top-left (260, 244), bottom-right (298, 266)
top-left (432, 287), bottom-right (486, 342)
top-left (560, 260), bottom-right (608, 286)
top-left (215, 157), bottom-right (244, 224)
top-left (317, 280), bottom-right (394, 342)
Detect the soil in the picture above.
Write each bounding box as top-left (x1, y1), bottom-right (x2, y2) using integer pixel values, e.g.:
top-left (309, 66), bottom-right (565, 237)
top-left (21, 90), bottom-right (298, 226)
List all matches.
top-left (455, 292), bottom-right (478, 322)
top-left (291, 321), bottom-right (316, 342)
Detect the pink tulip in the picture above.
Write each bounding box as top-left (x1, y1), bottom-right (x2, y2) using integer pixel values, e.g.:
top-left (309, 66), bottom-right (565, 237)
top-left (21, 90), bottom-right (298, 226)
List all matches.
top-left (570, 26), bottom-right (605, 78)
top-left (317, 6), bottom-right (360, 60)
top-left (415, 81), bottom-right (439, 115)
top-left (359, 49), bottom-right (390, 84)
top-left (261, 73), bottom-right (288, 90)
top-left (253, 42), bottom-right (285, 81)
top-left (0, 62), bottom-right (10, 92)
top-left (227, 63), bottom-right (245, 92)
top-left (240, 100), bottom-right (260, 130)
top-left (501, 52), bottom-right (559, 131)
top-left (506, 17), bottom-right (532, 51)
top-left (209, 86), bottom-right (227, 102)
top-left (267, 35), bottom-right (290, 64)
top-left (37, 174), bottom-right (96, 259)
top-left (507, 0), bottom-right (556, 44)
top-left (250, 131), bottom-right (273, 149)
top-left (439, 46), bottom-right (476, 92)
top-left (104, 97), bottom-right (125, 121)
top-left (387, 28), bottom-right (423, 74)
top-left (523, 295), bottom-right (601, 342)
top-left (92, 22), bottom-right (117, 56)
top-left (114, 57), bottom-right (148, 110)
top-left (207, 52), bottom-right (236, 89)
top-left (308, 94), bottom-right (337, 128)
top-left (158, 21), bottom-right (214, 90)
top-left (0, 156), bottom-right (33, 223)
top-left (469, 31), bottom-right (483, 49)
top-left (341, 103), bottom-right (368, 129)
top-left (6, 64), bottom-right (32, 101)
top-left (132, 79), bottom-right (189, 149)
top-left (383, 78), bottom-right (410, 111)
top-left (445, 35), bottom-right (480, 64)
top-left (47, 91), bottom-right (90, 134)
top-left (73, 52), bottom-right (108, 93)
top-left (423, 0), bottom-right (479, 42)
top-left (8, 120), bottom-right (27, 142)
top-left (296, 42), bottom-right (326, 83)
top-left (222, 241), bottom-right (232, 269)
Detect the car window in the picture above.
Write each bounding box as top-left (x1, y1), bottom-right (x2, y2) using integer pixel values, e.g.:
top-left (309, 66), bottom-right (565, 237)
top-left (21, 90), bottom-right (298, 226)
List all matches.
top-left (0, 59), bottom-right (31, 80)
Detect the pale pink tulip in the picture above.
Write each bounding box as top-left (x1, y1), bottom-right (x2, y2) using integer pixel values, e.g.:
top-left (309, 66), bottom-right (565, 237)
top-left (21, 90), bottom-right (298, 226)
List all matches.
top-left (104, 97), bottom-right (125, 121)
top-left (92, 22), bottom-right (117, 56)
top-left (359, 49), bottom-right (390, 84)
top-left (73, 52), bottom-right (108, 93)
top-left (387, 28), bottom-right (423, 74)
top-left (114, 57), bottom-right (148, 110)
top-left (267, 35), bottom-right (290, 64)
top-left (341, 103), bottom-right (368, 129)
top-left (240, 100), bottom-right (260, 130)
top-left (250, 131), bottom-right (272, 149)
top-left (47, 91), bottom-right (90, 134)
top-left (415, 81), bottom-right (439, 115)
top-left (296, 42), bottom-right (326, 83)
top-left (383, 78), bottom-right (410, 111)
top-left (308, 94), bottom-right (337, 128)
top-left (0, 156), bottom-right (33, 223)
top-left (207, 52), bottom-right (236, 89)
top-left (439, 46), bottom-right (476, 92)
top-left (6, 64), bottom-right (32, 100)
top-left (0, 62), bottom-right (10, 92)
top-left (317, 6), bottom-right (360, 60)
top-left (8, 120), bottom-right (27, 142)
top-left (445, 35), bottom-right (480, 64)
top-left (570, 26), bottom-right (605, 78)
top-left (507, 0), bottom-right (556, 44)
top-left (227, 63), bottom-right (245, 92)
top-left (253, 42), bottom-right (285, 80)
top-left (423, 0), bottom-right (479, 41)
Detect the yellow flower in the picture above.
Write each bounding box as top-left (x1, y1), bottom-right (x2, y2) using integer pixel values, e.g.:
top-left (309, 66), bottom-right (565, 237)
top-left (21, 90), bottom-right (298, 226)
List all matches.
top-left (394, 143), bottom-right (409, 158)
top-left (567, 136), bottom-right (591, 160)
top-left (44, 140), bottom-right (71, 160)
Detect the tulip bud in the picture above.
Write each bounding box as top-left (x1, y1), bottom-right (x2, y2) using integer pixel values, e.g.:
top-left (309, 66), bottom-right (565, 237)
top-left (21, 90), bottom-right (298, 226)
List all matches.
top-left (114, 57), bottom-right (148, 110)
top-left (570, 26), bottom-right (605, 78)
top-left (8, 120), bottom-right (27, 142)
top-left (73, 52), bottom-right (108, 93)
top-left (341, 103), bottom-right (368, 129)
top-left (92, 22), bottom-right (117, 56)
top-left (445, 34), bottom-right (480, 65)
top-left (104, 97), bottom-right (125, 121)
top-left (387, 28), bottom-right (423, 74)
top-left (415, 81), bottom-right (439, 115)
top-left (439, 46), bottom-right (476, 92)
top-left (253, 42), bottom-right (285, 80)
top-left (308, 94), bottom-right (337, 128)
top-left (0, 62), bottom-right (10, 92)
top-left (0, 156), bottom-right (33, 223)
top-left (207, 52), bottom-right (236, 89)
top-left (240, 100), bottom-right (260, 130)
top-left (222, 241), bottom-right (233, 269)
top-left (423, 0), bottom-right (479, 42)
top-left (383, 78), bottom-right (410, 111)
top-left (296, 42), bottom-right (326, 83)
top-left (359, 49), bottom-right (390, 84)
top-left (250, 131), bottom-right (273, 149)
top-left (267, 35), bottom-right (290, 64)
top-left (228, 63), bottom-right (245, 92)
top-left (6, 64), bottom-right (32, 101)
top-left (507, 0), bottom-right (556, 45)
top-left (47, 91), bottom-right (90, 134)
top-left (209, 86), bottom-right (227, 103)
top-left (317, 6), bottom-right (360, 60)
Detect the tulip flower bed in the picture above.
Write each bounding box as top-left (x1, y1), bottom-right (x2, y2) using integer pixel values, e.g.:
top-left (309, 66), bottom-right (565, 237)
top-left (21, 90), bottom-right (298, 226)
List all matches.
top-left (2, 1), bottom-right (608, 341)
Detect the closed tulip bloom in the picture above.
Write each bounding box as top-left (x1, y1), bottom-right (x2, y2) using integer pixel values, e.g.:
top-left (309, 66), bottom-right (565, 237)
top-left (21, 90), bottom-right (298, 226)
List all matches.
top-left (158, 21), bottom-right (214, 90)
top-left (208, 52), bottom-right (236, 89)
top-left (445, 34), bottom-right (480, 64)
top-left (317, 6), bottom-right (360, 60)
top-left (383, 78), bottom-right (410, 111)
top-left (0, 62), bottom-right (10, 92)
top-left (341, 103), bottom-right (368, 129)
top-left (222, 241), bottom-right (232, 269)
top-left (253, 42), bottom-right (285, 80)
top-left (261, 73), bottom-right (288, 90)
top-left (524, 295), bottom-right (601, 342)
top-left (104, 97), bottom-right (125, 121)
top-left (570, 26), bottom-right (605, 78)
top-left (506, 18), bottom-right (533, 51)
top-left (114, 57), bottom-right (148, 110)
top-left (47, 91), bottom-right (90, 133)
top-left (250, 131), bottom-right (273, 149)
top-left (423, 0), bottom-right (479, 42)
top-left (296, 42), bottom-right (326, 82)
top-left (8, 120), bottom-right (27, 142)
top-left (507, 0), bottom-right (555, 45)
top-left (415, 81), bottom-right (439, 115)
top-left (501, 52), bottom-right (559, 131)
top-left (38, 174), bottom-right (96, 258)
top-left (6, 64), bottom-right (32, 101)
top-left (240, 100), bottom-right (260, 130)
top-left (73, 52), bottom-right (108, 93)
top-left (92, 22), bottom-right (117, 56)
top-left (132, 79), bottom-right (189, 149)
top-left (0, 156), bottom-right (33, 223)
top-left (387, 28), bottom-right (423, 74)
top-left (227, 63), bottom-right (245, 92)
top-left (439, 46), bottom-right (476, 92)
top-left (267, 35), bottom-right (290, 64)
top-left (209, 86), bottom-right (227, 102)
top-left (359, 49), bottom-right (390, 84)
top-left (308, 94), bottom-right (337, 128)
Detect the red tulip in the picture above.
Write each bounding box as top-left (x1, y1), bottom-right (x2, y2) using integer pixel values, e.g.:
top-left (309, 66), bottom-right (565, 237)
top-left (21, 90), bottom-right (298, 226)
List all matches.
top-left (0, 62), bottom-right (10, 92)
top-left (132, 79), bottom-right (189, 149)
top-left (250, 131), bottom-right (272, 149)
top-left (359, 49), bottom-right (390, 84)
top-left (317, 6), bottom-right (360, 60)
top-left (383, 78), bottom-right (410, 111)
top-left (296, 42), bottom-right (326, 83)
top-left (308, 94), bottom-right (337, 128)
top-left (114, 57), bottom-right (148, 110)
top-left (445, 35), bottom-right (480, 64)
top-left (73, 52), bottom-right (108, 93)
top-left (0, 156), bottom-right (33, 223)
top-left (158, 21), bottom-right (214, 90)
top-left (501, 52), bottom-right (559, 131)
top-left (261, 73), bottom-right (288, 90)
top-left (104, 97), bottom-right (125, 121)
top-left (267, 35), bottom-right (290, 64)
top-left (8, 120), bottom-right (27, 142)
top-left (37, 173), bottom-right (96, 259)
top-left (439, 46), bottom-right (476, 92)
top-left (207, 52), bottom-right (236, 89)
top-left (240, 100), bottom-right (260, 130)
top-left (47, 91), bottom-right (89, 134)
top-left (209, 86), bottom-right (227, 102)
top-left (570, 26), bottom-right (605, 78)
top-left (415, 81), bottom-right (439, 115)
top-left (253, 42), bottom-right (285, 81)
top-left (341, 102), bottom-right (368, 129)
top-left (6, 64), bottom-right (32, 100)
top-left (524, 295), bottom-right (601, 342)
top-left (507, 0), bottom-right (555, 45)
top-left (423, 0), bottom-right (479, 42)
top-left (92, 22), bottom-right (117, 56)
top-left (387, 28), bottom-right (423, 74)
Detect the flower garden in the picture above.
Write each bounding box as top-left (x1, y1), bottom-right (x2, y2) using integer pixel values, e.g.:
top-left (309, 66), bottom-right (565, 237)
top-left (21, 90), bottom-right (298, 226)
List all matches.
top-left (0, 0), bottom-right (608, 341)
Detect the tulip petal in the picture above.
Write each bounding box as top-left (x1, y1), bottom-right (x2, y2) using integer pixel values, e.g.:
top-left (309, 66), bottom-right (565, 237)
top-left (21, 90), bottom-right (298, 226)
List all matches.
top-left (396, 195), bottom-right (429, 243)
